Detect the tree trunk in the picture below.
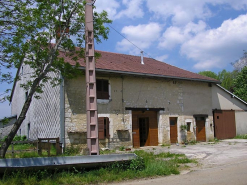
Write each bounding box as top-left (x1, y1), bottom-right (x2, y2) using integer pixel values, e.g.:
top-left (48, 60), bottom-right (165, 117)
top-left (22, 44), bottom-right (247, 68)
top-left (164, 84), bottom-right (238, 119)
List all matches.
top-left (0, 74), bottom-right (45, 158)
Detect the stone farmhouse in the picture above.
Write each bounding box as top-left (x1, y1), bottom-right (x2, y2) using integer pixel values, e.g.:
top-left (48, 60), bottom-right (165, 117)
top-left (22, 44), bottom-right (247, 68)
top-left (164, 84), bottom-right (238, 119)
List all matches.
top-left (9, 49), bottom-right (247, 151)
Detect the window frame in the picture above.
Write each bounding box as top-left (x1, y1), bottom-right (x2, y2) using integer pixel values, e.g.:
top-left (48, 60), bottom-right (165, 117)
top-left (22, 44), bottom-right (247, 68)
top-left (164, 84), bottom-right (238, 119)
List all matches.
top-left (96, 79), bottom-right (109, 100)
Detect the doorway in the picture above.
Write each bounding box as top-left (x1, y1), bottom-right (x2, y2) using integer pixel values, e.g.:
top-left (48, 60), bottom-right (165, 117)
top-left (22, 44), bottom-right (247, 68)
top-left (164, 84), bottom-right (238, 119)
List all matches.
top-left (196, 117), bottom-right (206, 141)
top-left (132, 111), bottom-right (158, 148)
top-left (170, 117), bottom-right (178, 143)
top-left (139, 117), bottom-right (149, 147)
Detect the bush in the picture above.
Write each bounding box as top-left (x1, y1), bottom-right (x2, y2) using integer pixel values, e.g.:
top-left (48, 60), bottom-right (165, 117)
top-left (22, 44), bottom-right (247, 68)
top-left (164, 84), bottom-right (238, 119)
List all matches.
top-left (129, 157), bottom-right (145, 171)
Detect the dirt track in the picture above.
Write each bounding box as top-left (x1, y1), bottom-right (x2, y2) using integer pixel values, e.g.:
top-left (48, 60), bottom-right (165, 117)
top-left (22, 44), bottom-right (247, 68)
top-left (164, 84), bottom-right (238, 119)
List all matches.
top-left (111, 139), bottom-right (247, 185)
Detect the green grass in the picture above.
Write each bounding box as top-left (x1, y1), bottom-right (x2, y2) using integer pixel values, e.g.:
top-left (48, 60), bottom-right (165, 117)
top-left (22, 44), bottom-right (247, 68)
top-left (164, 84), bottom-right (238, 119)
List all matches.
top-left (234, 134), bottom-right (247, 139)
top-left (3, 143), bottom-right (57, 158)
top-left (0, 150), bottom-right (196, 185)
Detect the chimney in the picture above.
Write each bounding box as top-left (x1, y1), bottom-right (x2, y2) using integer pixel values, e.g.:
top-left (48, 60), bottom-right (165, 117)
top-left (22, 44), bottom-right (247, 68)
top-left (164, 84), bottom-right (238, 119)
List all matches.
top-left (141, 51), bottom-right (144, 65)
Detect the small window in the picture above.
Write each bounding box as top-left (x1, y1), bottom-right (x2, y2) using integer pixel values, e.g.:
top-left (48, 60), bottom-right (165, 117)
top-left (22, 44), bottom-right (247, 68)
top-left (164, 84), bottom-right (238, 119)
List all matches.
top-left (96, 79), bottom-right (109, 99)
top-left (27, 123), bottom-right (30, 139)
top-left (170, 117), bottom-right (177, 126)
top-left (25, 91), bottom-right (28, 101)
top-left (187, 122), bottom-right (191, 132)
top-left (98, 117), bottom-right (109, 139)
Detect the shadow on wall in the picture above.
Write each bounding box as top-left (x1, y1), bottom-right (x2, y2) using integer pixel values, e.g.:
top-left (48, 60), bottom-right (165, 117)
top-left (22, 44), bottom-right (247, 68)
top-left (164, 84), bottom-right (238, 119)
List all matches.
top-left (65, 78), bottom-right (86, 115)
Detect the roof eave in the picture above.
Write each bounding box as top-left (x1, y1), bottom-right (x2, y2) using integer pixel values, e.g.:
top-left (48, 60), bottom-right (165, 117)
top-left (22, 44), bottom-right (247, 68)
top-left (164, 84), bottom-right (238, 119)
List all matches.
top-left (78, 67), bottom-right (220, 84)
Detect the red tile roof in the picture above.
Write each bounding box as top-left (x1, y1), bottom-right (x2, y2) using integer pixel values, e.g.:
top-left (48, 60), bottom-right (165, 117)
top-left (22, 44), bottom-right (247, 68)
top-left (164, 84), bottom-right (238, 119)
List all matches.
top-left (60, 50), bottom-right (220, 83)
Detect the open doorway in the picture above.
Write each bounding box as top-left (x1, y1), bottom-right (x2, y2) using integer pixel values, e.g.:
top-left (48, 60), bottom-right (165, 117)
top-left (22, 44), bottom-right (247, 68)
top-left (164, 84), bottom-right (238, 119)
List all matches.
top-left (132, 111), bottom-right (158, 148)
top-left (139, 117), bottom-right (149, 147)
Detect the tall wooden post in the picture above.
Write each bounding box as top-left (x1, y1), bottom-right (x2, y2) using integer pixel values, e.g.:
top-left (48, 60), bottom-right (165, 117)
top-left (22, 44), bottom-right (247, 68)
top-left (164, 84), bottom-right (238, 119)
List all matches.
top-left (85, 0), bottom-right (99, 155)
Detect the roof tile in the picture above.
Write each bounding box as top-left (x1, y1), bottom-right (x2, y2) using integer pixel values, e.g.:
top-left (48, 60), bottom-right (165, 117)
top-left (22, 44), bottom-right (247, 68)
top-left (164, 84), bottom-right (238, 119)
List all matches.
top-left (59, 49), bottom-right (219, 83)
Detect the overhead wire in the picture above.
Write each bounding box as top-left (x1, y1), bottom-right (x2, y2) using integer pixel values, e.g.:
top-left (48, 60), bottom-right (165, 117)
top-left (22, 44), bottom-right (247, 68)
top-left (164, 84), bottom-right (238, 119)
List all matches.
top-left (107, 23), bottom-right (154, 59)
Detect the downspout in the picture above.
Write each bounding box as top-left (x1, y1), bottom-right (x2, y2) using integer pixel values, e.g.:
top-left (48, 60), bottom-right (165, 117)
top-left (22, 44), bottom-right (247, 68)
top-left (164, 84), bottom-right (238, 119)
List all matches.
top-left (121, 76), bottom-right (125, 123)
top-left (60, 75), bottom-right (65, 153)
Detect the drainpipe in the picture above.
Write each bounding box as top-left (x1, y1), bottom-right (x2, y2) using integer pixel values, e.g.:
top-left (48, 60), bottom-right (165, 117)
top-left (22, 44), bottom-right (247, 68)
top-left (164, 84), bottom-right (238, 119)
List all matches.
top-left (60, 75), bottom-right (65, 153)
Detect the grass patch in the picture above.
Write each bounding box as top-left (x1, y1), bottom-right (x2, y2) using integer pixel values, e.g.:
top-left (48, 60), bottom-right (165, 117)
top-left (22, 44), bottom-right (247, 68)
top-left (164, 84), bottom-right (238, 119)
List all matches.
top-left (234, 134), bottom-right (247, 139)
top-left (161, 143), bottom-right (171, 147)
top-left (0, 150), bottom-right (196, 184)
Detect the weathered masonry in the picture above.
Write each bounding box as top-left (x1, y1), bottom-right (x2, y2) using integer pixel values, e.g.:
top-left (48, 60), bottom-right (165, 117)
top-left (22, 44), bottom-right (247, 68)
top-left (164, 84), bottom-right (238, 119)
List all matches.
top-left (9, 49), bottom-right (247, 151)
top-left (63, 68), bottom-right (215, 149)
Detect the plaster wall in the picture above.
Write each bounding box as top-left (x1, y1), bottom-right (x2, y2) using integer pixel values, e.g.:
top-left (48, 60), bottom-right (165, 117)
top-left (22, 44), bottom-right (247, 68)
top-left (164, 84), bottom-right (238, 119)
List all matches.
top-left (212, 85), bottom-right (247, 110)
top-left (64, 74), bottom-right (214, 149)
top-left (235, 111), bottom-right (247, 135)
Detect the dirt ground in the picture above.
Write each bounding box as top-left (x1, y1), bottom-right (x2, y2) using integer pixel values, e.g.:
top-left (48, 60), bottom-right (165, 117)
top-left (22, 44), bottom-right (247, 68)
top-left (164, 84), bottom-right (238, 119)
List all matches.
top-left (111, 139), bottom-right (247, 185)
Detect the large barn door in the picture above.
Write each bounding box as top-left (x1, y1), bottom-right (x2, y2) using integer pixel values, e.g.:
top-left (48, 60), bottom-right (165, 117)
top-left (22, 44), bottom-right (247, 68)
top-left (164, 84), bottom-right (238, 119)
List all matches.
top-left (214, 110), bottom-right (236, 139)
top-left (132, 111), bottom-right (158, 148)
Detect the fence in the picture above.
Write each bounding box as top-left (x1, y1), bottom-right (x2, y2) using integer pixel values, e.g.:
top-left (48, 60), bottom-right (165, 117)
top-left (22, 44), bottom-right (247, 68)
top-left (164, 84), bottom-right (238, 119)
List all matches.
top-left (0, 137), bottom-right (62, 158)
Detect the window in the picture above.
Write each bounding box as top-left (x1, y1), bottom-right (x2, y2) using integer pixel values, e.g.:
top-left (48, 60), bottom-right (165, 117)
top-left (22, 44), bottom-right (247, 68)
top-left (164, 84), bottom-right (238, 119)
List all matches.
top-left (27, 123), bottom-right (30, 139)
top-left (187, 122), bottom-right (191, 132)
top-left (96, 79), bottom-right (109, 99)
top-left (25, 91), bottom-right (28, 101)
top-left (98, 117), bottom-right (109, 139)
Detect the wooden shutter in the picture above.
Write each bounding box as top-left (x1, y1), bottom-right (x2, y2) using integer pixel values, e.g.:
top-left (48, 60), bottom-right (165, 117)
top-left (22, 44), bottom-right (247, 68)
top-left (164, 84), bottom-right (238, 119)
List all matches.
top-left (98, 117), bottom-right (104, 139)
top-left (105, 117), bottom-right (110, 138)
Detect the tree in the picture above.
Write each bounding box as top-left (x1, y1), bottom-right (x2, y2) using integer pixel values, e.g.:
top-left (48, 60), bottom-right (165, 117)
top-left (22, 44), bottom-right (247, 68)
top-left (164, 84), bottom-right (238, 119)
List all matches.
top-left (198, 71), bottom-right (218, 80)
top-left (217, 69), bottom-right (238, 92)
top-left (233, 66), bottom-right (247, 102)
top-left (0, 0), bottom-right (111, 158)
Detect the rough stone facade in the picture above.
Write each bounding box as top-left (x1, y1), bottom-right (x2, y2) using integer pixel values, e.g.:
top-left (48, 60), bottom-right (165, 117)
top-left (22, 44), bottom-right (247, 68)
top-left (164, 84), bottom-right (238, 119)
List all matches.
top-left (64, 73), bottom-right (214, 149)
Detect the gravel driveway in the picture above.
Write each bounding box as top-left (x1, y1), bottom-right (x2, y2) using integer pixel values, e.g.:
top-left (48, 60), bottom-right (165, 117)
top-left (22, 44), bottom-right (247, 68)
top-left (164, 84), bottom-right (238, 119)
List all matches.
top-left (133, 139), bottom-right (247, 170)
top-left (111, 139), bottom-right (247, 185)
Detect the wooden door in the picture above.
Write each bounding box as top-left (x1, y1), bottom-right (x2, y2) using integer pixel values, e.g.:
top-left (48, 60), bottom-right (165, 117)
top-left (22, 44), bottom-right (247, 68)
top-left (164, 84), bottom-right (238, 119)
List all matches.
top-left (196, 120), bottom-right (206, 141)
top-left (214, 110), bottom-right (236, 139)
top-left (139, 118), bottom-right (149, 146)
top-left (170, 117), bottom-right (178, 143)
top-left (132, 111), bottom-right (158, 148)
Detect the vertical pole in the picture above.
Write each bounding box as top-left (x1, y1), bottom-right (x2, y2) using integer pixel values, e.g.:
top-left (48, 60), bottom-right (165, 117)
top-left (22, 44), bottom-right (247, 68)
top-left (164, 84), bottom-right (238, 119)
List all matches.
top-left (85, 0), bottom-right (99, 155)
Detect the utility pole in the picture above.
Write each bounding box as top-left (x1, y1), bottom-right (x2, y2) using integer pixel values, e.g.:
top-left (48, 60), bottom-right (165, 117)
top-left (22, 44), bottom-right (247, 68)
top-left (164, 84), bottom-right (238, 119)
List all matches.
top-left (85, 0), bottom-right (99, 155)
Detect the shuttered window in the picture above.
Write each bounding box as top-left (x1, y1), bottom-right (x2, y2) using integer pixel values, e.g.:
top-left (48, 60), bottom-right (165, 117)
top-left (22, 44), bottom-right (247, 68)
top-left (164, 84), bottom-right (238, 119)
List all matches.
top-left (96, 79), bottom-right (109, 99)
top-left (98, 117), bottom-right (109, 139)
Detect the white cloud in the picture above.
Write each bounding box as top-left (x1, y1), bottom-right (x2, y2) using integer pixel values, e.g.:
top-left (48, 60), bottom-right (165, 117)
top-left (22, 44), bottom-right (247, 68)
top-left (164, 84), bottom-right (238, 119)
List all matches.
top-left (95, 0), bottom-right (144, 20)
top-left (159, 21), bottom-right (207, 49)
top-left (94, 0), bottom-right (120, 20)
top-left (155, 55), bottom-right (169, 62)
top-left (116, 22), bottom-right (162, 54)
top-left (146, 0), bottom-right (247, 25)
top-left (180, 14), bottom-right (247, 70)
top-left (115, 0), bottom-right (144, 19)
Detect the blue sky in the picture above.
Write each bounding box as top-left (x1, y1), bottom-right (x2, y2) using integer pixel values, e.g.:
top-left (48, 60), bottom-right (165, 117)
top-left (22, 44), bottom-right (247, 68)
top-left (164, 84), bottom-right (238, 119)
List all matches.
top-left (1, 0), bottom-right (247, 118)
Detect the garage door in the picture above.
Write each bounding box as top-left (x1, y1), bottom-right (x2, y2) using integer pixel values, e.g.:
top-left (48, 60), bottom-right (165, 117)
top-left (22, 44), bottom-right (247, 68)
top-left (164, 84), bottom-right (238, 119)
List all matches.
top-left (214, 110), bottom-right (236, 139)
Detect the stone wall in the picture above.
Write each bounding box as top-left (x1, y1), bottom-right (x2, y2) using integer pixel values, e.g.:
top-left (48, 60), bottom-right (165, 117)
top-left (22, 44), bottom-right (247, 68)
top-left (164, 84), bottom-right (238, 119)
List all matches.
top-left (64, 73), bottom-right (214, 149)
